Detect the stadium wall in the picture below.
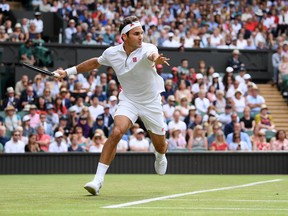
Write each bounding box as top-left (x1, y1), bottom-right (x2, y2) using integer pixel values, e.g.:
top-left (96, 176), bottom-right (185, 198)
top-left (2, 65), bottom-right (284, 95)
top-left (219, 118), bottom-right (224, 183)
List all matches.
top-left (0, 152), bottom-right (287, 174)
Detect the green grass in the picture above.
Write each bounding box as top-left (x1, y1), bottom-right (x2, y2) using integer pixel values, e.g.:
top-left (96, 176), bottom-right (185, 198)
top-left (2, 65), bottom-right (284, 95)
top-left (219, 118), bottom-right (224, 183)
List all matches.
top-left (0, 175), bottom-right (287, 216)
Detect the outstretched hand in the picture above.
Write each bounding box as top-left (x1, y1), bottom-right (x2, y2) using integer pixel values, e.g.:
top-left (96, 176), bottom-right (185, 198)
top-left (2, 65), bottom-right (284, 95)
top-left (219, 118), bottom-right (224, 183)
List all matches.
top-left (52, 69), bottom-right (67, 80)
top-left (154, 53), bottom-right (170, 67)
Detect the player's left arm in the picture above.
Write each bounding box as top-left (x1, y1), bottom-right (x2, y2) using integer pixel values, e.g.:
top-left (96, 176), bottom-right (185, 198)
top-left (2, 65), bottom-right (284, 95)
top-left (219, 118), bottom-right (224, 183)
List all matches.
top-left (148, 52), bottom-right (170, 67)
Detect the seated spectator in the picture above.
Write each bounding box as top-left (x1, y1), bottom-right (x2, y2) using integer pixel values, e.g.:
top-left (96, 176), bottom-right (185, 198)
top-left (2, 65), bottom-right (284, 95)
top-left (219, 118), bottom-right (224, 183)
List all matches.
top-left (22, 115), bottom-right (36, 138)
top-left (103, 25), bottom-right (115, 45)
top-left (206, 85), bottom-right (217, 103)
top-left (246, 84), bottom-right (265, 117)
top-left (224, 112), bottom-right (238, 137)
top-left (229, 131), bottom-right (250, 151)
top-left (65, 19), bottom-right (76, 44)
top-left (162, 32), bottom-right (181, 47)
top-left (82, 32), bottom-right (97, 45)
top-left (175, 80), bottom-right (192, 104)
top-left (92, 115), bottom-right (109, 138)
top-left (68, 134), bottom-right (84, 152)
top-left (46, 104), bottom-right (59, 130)
top-left (42, 87), bottom-right (54, 104)
top-left (4, 130), bottom-right (25, 153)
top-left (0, 125), bottom-right (9, 147)
top-left (18, 39), bottom-right (35, 65)
top-left (91, 84), bottom-right (107, 106)
top-left (270, 130), bottom-right (288, 151)
top-left (207, 123), bottom-right (222, 148)
top-left (168, 110), bottom-right (187, 138)
top-left (232, 89), bottom-right (246, 113)
top-left (188, 125), bottom-right (207, 151)
top-left (227, 49), bottom-right (242, 73)
top-left (89, 132), bottom-right (104, 153)
top-left (278, 54), bottom-right (288, 83)
top-left (49, 131), bottom-right (68, 153)
top-left (254, 104), bottom-right (275, 132)
top-left (0, 25), bottom-right (9, 42)
top-left (240, 107), bottom-right (255, 132)
top-left (163, 95), bottom-right (176, 123)
top-left (39, 113), bottom-right (53, 137)
top-left (175, 96), bottom-right (190, 119)
top-left (88, 96), bottom-right (104, 122)
top-left (195, 90), bottom-right (210, 114)
top-left (184, 106), bottom-right (197, 128)
top-left (54, 97), bottom-right (67, 116)
top-left (32, 74), bottom-right (45, 97)
top-left (191, 73), bottom-right (206, 95)
top-left (74, 126), bottom-right (89, 152)
top-left (129, 128), bottom-right (149, 152)
top-left (253, 130), bottom-right (271, 151)
top-left (16, 126), bottom-right (28, 145)
top-left (218, 105), bottom-right (232, 127)
top-left (4, 106), bottom-right (21, 134)
top-left (226, 123), bottom-right (252, 150)
top-left (77, 115), bottom-right (91, 138)
top-left (161, 80), bottom-right (175, 104)
top-left (28, 104), bottom-right (40, 129)
top-left (116, 138), bottom-right (129, 152)
top-left (25, 133), bottom-right (42, 152)
top-left (213, 90), bottom-right (226, 113)
top-left (36, 125), bottom-right (50, 152)
top-left (210, 130), bottom-right (228, 151)
top-left (15, 75), bottom-right (28, 98)
top-left (19, 86), bottom-right (38, 110)
top-left (168, 127), bottom-right (187, 151)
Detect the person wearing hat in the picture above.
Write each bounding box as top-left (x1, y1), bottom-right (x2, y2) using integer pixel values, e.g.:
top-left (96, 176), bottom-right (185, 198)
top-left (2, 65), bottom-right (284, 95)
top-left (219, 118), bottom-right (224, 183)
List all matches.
top-left (92, 115), bottom-right (109, 138)
top-left (89, 132), bottom-right (104, 153)
top-left (4, 105), bottom-right (21, 134)
top-left (108, 95), bottom-right (118, 116)
top-left (27, 104), bottom-right (40, 129)
top-left (232, 89), bottom-right (246, 113)
top-left (254, 104), bottom-right (275, 132)
top-left (162, 95), bottom-right (175, 123)
top-left (254, 129), bottom-right (271, 151)
top-left (162, 32), bottom-right (181, 47)
top-left (45, 103), bottom-right (59, 130)
top-left (191, 73), bottom-right (207, 94)
top-left (65, 19), bottom-right (77, 44)
top-left (227, 49), bottom-right (243, 72)
top-left (22, 115), bottom-right (36, 137)
top-left (167, 126), bottom-right (187, 151)
top-left (48, 131), bottom-right (68, 153)
top-left (1, 87), bottom-right (20, 110)
top-left (32, 11), bottom-right (43, 33)
top-left (246, 84), bottom-right (265, 116)
top-left (129, 128), bottom-right (149, 152)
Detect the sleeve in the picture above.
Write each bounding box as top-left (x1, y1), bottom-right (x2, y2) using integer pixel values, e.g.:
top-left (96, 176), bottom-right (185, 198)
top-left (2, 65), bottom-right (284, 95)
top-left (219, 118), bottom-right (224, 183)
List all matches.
top-left (97, 48), bottom-right (111, 66)
top-left (144, 43), bottom-right (158, 59)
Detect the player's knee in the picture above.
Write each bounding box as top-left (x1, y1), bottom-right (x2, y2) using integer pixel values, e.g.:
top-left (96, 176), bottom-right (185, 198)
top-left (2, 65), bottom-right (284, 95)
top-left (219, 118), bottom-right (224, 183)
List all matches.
top-left (154, 141), bottom-right (168, 154)
top-left (110, 126), bottom-right (125, 141)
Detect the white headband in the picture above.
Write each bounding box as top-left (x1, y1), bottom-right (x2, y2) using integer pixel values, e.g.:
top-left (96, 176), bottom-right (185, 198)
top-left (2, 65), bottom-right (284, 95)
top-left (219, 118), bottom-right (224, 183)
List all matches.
top-left (120, 21), bottom-right (142, 35)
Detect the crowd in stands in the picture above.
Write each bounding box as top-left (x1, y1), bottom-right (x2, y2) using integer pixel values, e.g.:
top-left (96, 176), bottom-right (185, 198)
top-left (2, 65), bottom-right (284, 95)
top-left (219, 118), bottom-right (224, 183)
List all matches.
top-left (0, 1), bottom-right (288, 153)
top-left (0, 0), bottom-right (287, 50)
top-left (1, 46), bottom-right (288, 153)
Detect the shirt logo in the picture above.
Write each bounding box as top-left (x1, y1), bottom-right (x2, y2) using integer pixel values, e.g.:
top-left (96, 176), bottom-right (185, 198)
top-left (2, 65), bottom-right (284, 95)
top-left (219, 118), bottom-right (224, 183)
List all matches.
top-left (162, 128), bottom-right (165, 131)
top-left (133, 57), bottom-right (137, 62)
top-left (130, 24), bottom-right (134, 27)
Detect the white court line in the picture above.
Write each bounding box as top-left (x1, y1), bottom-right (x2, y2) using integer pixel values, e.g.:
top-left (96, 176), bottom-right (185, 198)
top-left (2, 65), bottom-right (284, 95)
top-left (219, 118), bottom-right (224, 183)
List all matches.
top-left (102, 179), bottom-right (283, 209)
top-left (123, 207), bottom-right (288, 211)
top-left (163, 199), bottom-right (288, 203)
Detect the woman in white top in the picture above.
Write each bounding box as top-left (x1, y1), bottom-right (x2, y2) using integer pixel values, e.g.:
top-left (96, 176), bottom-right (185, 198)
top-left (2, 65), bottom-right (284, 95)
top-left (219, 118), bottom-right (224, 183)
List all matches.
top-left (232, 89), bottom-right (246, 113)
top-left (89, 133), bottom-right (104, 153)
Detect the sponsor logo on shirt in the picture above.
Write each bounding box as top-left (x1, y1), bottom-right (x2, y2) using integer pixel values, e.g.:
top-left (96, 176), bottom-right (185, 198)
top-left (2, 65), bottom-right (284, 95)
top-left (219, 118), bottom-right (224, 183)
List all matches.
top-left (133, 57), bottom-right (137, 62)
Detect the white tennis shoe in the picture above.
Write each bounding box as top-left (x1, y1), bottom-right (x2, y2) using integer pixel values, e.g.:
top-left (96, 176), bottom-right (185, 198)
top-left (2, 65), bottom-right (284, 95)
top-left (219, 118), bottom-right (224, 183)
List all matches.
top-left (154, 152), bottom-right (167, 175)
top-left (84, 180), bottom-right (103, 196)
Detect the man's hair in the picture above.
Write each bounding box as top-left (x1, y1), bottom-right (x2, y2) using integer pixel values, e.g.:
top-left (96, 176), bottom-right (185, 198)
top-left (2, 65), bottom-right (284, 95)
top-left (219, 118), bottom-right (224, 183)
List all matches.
top-left (119, 16), bottom-right (139, 36)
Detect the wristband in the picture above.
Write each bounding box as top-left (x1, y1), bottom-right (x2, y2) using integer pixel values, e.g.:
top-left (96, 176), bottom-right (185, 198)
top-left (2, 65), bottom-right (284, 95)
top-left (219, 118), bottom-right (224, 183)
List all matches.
top-left (65, 66), bottom-right (77, 76)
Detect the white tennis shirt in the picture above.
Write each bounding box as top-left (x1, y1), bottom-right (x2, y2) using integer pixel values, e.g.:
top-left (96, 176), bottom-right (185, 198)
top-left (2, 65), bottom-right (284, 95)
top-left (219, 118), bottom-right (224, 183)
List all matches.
top-left (98, 42), bottom-right (165, 104)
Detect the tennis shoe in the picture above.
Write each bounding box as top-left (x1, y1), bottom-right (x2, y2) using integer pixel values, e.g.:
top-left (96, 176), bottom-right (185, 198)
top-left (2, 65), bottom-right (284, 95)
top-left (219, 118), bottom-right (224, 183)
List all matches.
top-left (154, 153), bottom-right (167, 175)
top-left (84, 180), bottom-right (103, 196)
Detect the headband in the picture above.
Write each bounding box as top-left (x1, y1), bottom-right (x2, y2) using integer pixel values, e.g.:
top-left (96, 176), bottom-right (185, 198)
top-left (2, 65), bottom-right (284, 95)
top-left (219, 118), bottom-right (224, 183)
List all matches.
top-left (120, 21), bottom-right (142, 35)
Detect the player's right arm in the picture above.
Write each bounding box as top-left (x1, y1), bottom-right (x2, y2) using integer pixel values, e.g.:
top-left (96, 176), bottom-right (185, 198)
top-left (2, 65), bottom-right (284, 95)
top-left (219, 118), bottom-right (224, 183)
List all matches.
top-left (55, 57), bottom-right (101, 79)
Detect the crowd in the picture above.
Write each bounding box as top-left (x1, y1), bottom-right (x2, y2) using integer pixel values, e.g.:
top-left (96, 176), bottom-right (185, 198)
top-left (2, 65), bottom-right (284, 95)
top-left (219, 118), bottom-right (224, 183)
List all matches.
top-left (0, 1), bottom-right (288, 153)
top-left (1, 46), bottom-right (288, 153)
top-left (0, 0), bottom-right (288, 50)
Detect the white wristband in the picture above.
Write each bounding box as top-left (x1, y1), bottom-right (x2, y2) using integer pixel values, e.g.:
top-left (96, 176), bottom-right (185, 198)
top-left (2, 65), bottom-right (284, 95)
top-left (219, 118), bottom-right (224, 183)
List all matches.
top-left (65, 66), bottom-right (77, 76)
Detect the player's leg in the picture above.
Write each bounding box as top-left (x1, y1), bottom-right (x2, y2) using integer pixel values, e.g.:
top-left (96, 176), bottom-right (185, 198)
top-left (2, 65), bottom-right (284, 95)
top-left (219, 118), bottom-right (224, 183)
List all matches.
top-left (148, 131), bottom-right (168, 175)
top-left (84, 115), bottom-right (132, 195)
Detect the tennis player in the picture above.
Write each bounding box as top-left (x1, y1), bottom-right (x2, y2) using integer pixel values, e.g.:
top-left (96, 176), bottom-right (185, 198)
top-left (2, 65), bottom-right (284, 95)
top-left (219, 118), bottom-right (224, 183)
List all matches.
top-left (54, 16), bottom-right (170, 196)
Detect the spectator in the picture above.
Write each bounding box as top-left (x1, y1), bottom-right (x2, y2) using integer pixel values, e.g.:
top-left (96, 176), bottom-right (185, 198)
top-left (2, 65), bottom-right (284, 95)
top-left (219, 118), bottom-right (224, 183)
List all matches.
top-left (226, 123), bottom-right (252, 150)
top-left (271, 130), bottom-right (288, 151)
top-left (25, 133), bottom-right (42, 152)
top-left (36, 125), bottom-right (50, 152)
top-left (49, 131), bottom-right (68, 153)
top-left (68, 134), bottom-right (84, 152)
top-left (46, 104), bottom-right (59, 129)
top-left (210, 130), bottom-right (228, 151)
top-left (177, 59), bottom-right (189, 75)
top-left (28, 104), bottom-right (40, 129)
top-left (163, 95), bottom-right (175, 123)
top-left (89, 132), bottom-right (104, 153)
top-left (161, 80), bottom-right (175, 104)
top-left (77, 115), bottom-right (91, 138)
top-left (191, 73), bottom-right (206, 95)
top-left (73, 126), bottom-right (88, 152)
top-left (18, 39), bottom-right (35, 65)
top-left (227, 49), bottom-right (242, 72)
top-left (167, 127), bottom-right (187, 151)
top-left (232, 89), bottom-right (246, 113)
top-left (4, 130), bottom-right (25, 153)
top-left (129, 128), bottom-right (150, 152)
top-left (162, 32), bottom-right (181, 47)
top-left (4, 106), bottom-right (21, 134)
top-left (246, 84), bottom-right (265, 117)
top-left (168, 110), bottom-right (187, 138)
top-left (54, 97), bottom-right (67, 116)
top-left (175, 80), bottom-right (191, 104)
top-left (39, 113), bottom-right (53, 137)
top-left (59, 87), bottom-right (72, 110)
top-left (39, 0), bottom-right (51, 12)
top-left (1, 87), bottom-right (20, 110)
top-left (83, 32), bottom-right (97, 45)
top-left (102, 25), bottom-right (115, 45)
top-left (0, 125), bottom-right (9, 147)
top-left (188, 125), bottom-right (207, 151)
top-left (207, 123), bottom-right (221, 148)
top-left (195, 90), bottom-right (210, 114)
top-left (116, 138), bottom-right (129, 152)
top-left (240, 107), bottom-right (255, 132)
top-left (65, 19), bottom-right (76, 44)
top-left (229, 131), bottom-right (250, 151)
top-left (278, 55), bottom-right (288, 84)
top-left (254, 104), bottom-right (276, 132)
top-left (253, 130), bottom-right (271, 151)
top-left (272, 46), bottom-right (282, 85)
top-left (184, 106), bottom-right (197, 128)
top-left (19, 85), bottom-right (38, 110)
top-left (32, 74), bottom-right (45, 97)
top-left (92, 115), bottom-right (109, 138)
top-left (213, 90), bottom-right (226, 113)
top-left (224, 112), bottom-right (238, 137)
top-left (0, 25), bottom-right (9, 41)
top-left (22, 115), bottom-right (36, 138)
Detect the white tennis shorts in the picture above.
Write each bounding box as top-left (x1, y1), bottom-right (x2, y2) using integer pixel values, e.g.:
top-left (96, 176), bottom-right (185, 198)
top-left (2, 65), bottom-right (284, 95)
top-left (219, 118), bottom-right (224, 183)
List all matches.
top-left (114, 92), bottom-right (166, 135)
